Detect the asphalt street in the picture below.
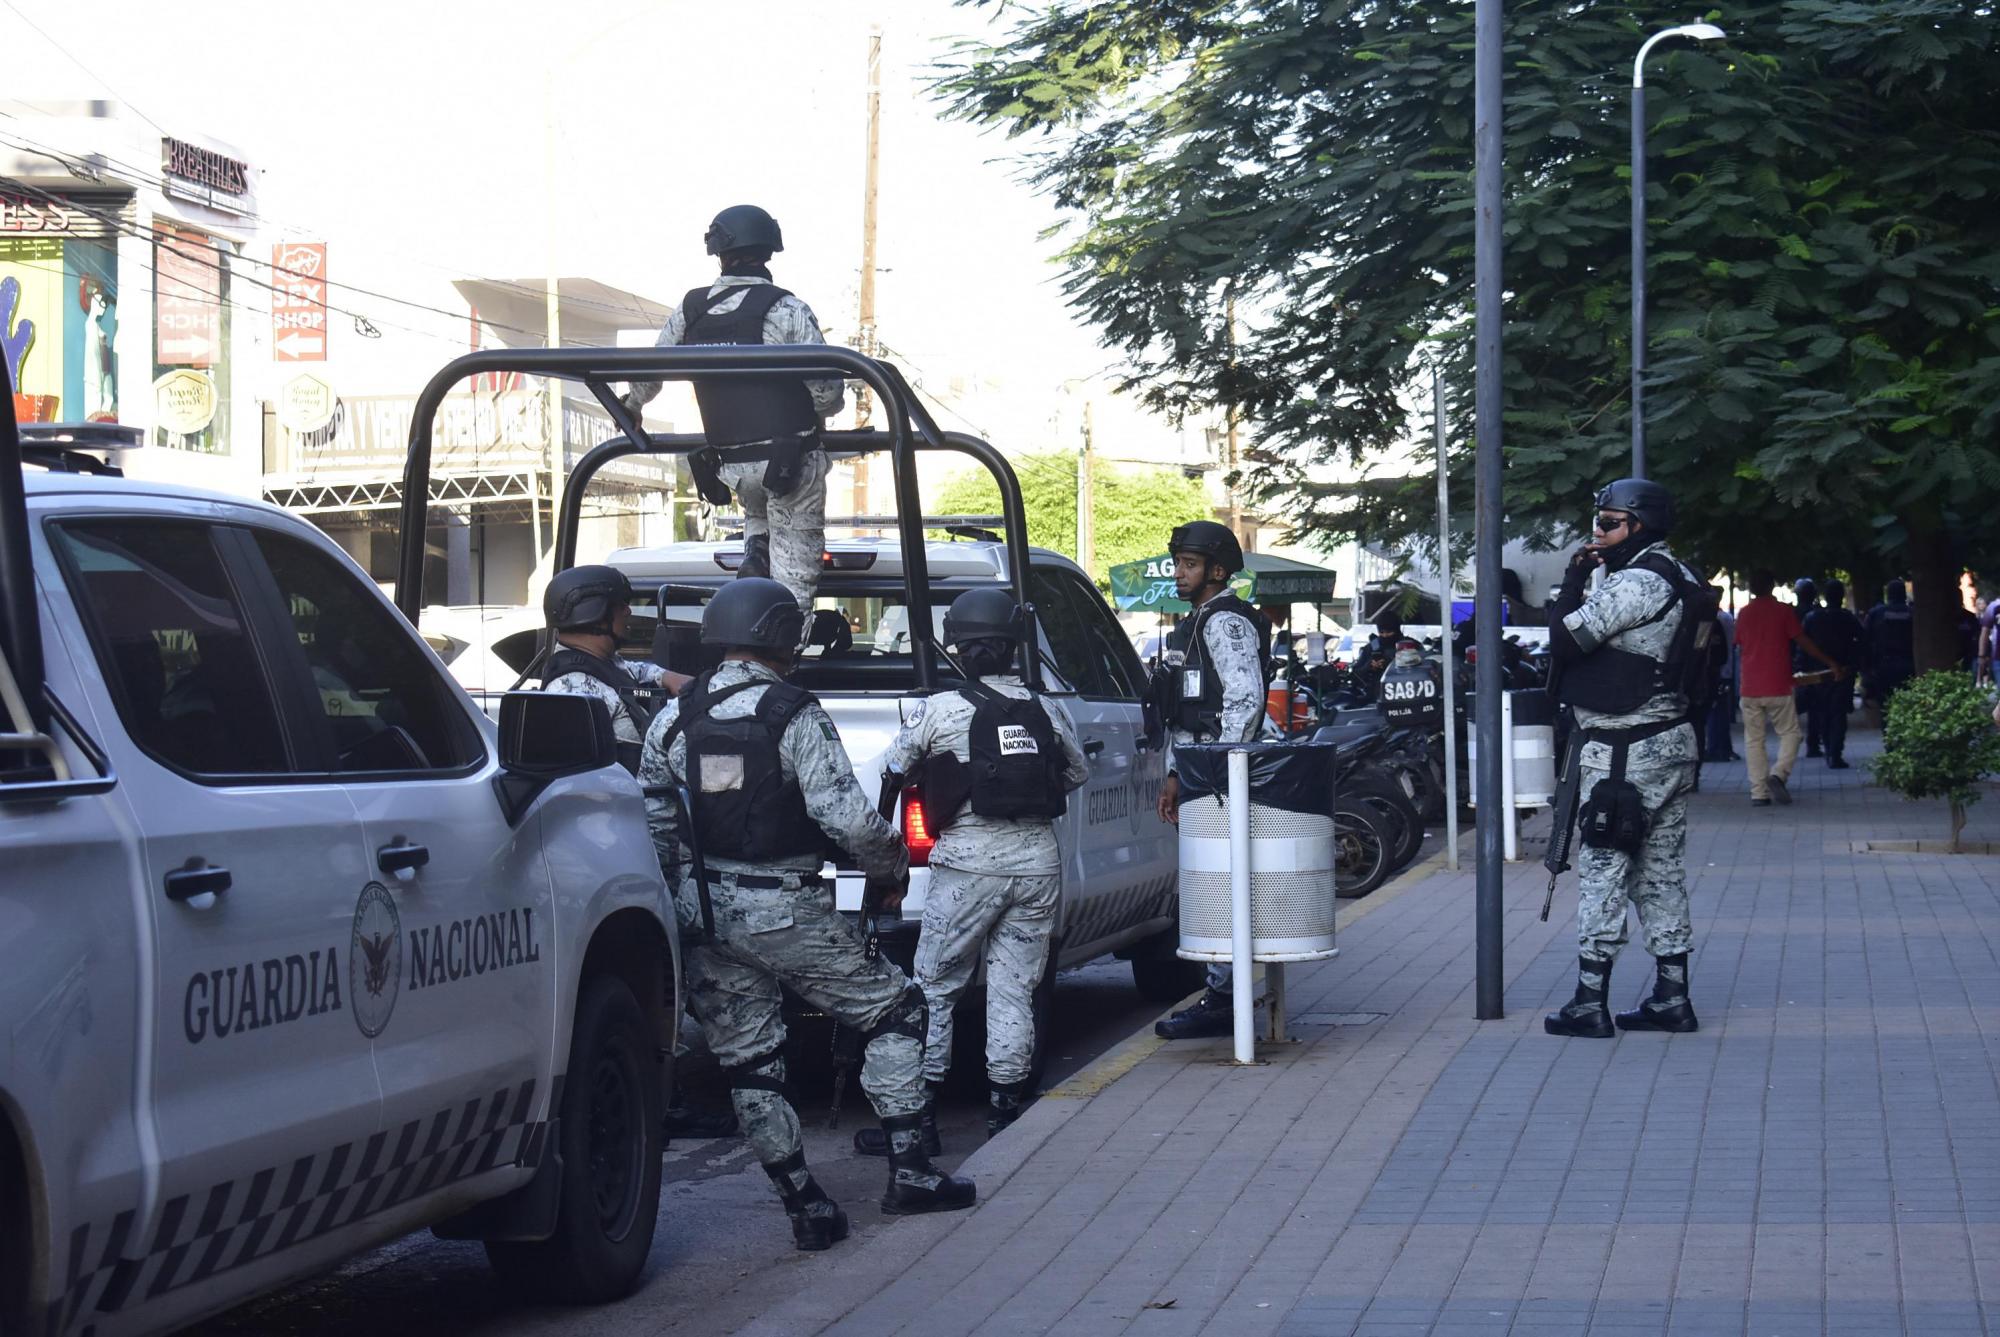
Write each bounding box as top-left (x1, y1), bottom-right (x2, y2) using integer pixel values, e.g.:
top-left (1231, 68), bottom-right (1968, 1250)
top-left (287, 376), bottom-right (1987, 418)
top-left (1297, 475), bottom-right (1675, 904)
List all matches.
top-left (175, 957), bottom-right (1166, 1337)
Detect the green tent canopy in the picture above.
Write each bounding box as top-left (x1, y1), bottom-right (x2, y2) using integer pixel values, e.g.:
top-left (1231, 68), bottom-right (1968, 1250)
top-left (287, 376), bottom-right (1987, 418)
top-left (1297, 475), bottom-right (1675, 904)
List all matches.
top-left (1107, 551), bottom-right (1337, 613)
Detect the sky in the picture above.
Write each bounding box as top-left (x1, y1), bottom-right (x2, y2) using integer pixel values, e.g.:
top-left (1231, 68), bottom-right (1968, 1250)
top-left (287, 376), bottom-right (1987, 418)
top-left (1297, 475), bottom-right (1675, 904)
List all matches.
top-left (1, 0), bottom-right (1127, 419)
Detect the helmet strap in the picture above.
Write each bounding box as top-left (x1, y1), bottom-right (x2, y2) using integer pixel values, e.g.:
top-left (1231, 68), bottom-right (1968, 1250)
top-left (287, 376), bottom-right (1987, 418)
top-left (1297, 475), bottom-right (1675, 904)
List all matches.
top-left (719, 254), bottom-right (773, 278)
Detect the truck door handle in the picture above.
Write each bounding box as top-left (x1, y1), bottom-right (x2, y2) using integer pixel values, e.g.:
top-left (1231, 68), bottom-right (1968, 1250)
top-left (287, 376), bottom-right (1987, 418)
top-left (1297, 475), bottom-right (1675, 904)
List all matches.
top-left (377, 841), bottom-right (431, 875)
top-left (164, 862), bottom-right (232, 901)
top-left (1083, 738), bottom-right (1106, 757)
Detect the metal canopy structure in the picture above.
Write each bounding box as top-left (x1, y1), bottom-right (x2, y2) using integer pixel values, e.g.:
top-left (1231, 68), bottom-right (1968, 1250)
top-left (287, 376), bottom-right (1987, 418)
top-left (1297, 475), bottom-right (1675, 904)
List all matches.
top-left (394, 345), bottom-right (1041, 692)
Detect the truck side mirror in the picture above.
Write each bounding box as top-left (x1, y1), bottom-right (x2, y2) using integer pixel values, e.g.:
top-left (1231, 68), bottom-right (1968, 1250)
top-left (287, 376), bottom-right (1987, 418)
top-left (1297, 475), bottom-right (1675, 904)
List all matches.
top-left (494, 691), bottom-right (617, 823)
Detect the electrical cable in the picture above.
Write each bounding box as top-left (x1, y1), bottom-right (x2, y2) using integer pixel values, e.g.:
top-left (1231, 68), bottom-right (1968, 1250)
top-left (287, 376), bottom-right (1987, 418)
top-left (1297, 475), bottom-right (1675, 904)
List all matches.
top-left (0, 2), bottom-right (171, 137)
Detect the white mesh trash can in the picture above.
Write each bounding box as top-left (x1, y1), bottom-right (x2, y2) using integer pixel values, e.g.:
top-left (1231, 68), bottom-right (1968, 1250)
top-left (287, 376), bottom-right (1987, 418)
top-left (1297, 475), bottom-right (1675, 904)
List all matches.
top-left (1173, 742), bottom-right (1339, 964)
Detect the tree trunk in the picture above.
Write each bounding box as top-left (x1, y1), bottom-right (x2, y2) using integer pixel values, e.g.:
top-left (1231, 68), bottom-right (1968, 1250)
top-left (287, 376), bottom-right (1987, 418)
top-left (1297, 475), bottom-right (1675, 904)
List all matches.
top-left (1950, 799), bottom-right (1967, 853)
top-left (1904, 520), bottom-right (1962, 673)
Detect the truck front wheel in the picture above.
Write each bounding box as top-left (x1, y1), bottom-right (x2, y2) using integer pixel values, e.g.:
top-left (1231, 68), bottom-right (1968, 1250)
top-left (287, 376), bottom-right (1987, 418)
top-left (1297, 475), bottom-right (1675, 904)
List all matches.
top-left (486, 973), bottom-right (662, 1302)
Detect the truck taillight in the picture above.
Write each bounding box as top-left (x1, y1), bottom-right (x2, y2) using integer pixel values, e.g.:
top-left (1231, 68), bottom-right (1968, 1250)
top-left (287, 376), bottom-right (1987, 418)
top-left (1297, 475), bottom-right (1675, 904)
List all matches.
top-left (901, 789), bottom-right (935, 866)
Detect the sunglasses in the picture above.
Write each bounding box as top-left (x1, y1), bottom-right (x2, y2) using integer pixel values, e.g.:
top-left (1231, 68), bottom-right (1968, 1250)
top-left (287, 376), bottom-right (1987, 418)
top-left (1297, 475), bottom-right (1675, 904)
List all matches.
top-left (1593, 513), bottom-right (1632, 534)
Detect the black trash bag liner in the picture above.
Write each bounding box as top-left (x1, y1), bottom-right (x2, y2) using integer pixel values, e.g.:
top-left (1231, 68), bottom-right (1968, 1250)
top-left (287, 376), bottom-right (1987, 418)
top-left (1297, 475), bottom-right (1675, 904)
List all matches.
top-left (1175, 740), bottom-right (1337, 819)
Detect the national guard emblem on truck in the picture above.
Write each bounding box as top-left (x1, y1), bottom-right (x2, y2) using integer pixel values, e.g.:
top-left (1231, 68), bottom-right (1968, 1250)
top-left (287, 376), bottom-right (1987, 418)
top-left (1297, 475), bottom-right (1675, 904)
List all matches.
top-left (349, 881), bottom-right (403, 1038)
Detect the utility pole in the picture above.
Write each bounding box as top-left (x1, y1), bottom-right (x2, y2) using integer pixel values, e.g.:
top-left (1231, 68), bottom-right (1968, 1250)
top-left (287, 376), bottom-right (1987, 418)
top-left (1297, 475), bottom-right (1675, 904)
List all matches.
top-left (1223, 293), bottom-right (1242, 537)
top-left (1077, 397), bottom-right (1095, 574)
top-left (850, 27), bottom-right (883, 519)
top-left (543, 71), bottom-right (564, 560)
top-left (1472, 0), bottom-right (1505, 1021)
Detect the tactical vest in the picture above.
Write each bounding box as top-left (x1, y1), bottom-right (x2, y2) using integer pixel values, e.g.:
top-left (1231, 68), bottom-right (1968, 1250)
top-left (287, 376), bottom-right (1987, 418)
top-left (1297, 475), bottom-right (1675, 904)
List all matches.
top-left (542, 647), bottom-right (669, 773)
top-left (673, 674), bottom-right (829, 865)
top-left (677, 283), bottom-right (818, 448)
top-left (1160, 593), bottom-right (1273, 736)
top-left (1557, 552), bottom-right (1714, 716)
top-left (960, 683), bottom-right (1069, 823)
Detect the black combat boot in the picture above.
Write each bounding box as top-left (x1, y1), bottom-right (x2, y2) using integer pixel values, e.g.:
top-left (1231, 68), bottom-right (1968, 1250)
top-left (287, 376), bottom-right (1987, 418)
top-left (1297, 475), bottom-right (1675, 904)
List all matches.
top-left (1544, 955), bottom-right (1615, 1038)
top-left (739, 532), bottom-right (772, 580)
top-left (764, 1152), bottom-right (849, 1252)
top-left (987, 1078), bottom-right (1031, 1138)
top-left (878, 1113), bottom-right (977, 1215)
top-left (1615, 952), bottom-right (1699, 1033)
top-left (1154, 987), bottom-right (1233, 1040)
top-left (853, 1083), bottom-right (941, 1158)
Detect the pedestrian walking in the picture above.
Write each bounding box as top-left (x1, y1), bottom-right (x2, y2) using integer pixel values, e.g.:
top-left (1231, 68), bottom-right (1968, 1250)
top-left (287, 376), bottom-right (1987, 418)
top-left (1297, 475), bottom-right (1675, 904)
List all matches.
top-left (640, 579), bottom-right (973, 1252)
top-left (851, 589), bottom-right (1089, 1153)
top-left (625, 205), bottom-right (843, 628)
top-left (540, 565), bottom-right (687, 772)
top-left (1802, 578), bottom-right (1864, 769)
top-left (1701, 602), bottom-right (1738, 762)
top-left (1864, 579), bottom-right (1917, 706)
top-left (1149, 519), bottom-right (1272, 1041)
top-left (1735, 569), bottom-right (1847, 806)
top-left (1545, 479), bottom-right (1713, 1038)
top-left (1975, 589), bottom-right (2000, 686)
top-left (1794, 578), bottom-right (1826, 757)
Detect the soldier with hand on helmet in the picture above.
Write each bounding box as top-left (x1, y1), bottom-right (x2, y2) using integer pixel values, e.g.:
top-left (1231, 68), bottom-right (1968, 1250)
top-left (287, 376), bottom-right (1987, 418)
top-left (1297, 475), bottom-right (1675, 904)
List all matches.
top-left (541, 565), bottom-right (689, 773)
top-left (638, 579), bottom-right (973, 1253)
top-left (1148, 519), bottom-right (1273, 1041)
top-left (624, 205), bottom-right (843, 630)
top-left (1544, 479), bottom-right (1710, 1040)
top-left (851, 589), bottom-right (1089, 1156)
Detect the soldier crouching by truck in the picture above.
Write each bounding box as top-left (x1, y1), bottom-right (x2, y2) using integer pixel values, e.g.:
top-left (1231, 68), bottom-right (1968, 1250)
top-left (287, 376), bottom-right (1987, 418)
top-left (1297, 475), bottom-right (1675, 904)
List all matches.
top-left (1543, 479), bottom-right (1714, 1039)
top-left (639, 578), bottom-right (974, 1251)
top-left (1149, 520), bottom-right (1272, 1041)
top-left (852, 589), bottom-right (1090, 1156)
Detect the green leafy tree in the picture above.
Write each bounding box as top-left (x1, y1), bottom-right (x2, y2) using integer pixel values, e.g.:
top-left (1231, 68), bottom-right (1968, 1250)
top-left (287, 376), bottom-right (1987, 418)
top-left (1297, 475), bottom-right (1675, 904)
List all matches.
top-left (936, 0), bottom-right (2000, 667)
top-left (1869, 670), bottom-right (2000, 849)
top-left (932, 452), bottom-right (1212, 586)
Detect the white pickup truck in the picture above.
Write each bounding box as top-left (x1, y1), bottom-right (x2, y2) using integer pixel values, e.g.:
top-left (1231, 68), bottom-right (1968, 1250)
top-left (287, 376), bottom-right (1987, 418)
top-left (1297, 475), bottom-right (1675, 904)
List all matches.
top-left (0, 420), bottom-right (683, 1335)
top-left (600, 534), bottom-right (1198, 1042)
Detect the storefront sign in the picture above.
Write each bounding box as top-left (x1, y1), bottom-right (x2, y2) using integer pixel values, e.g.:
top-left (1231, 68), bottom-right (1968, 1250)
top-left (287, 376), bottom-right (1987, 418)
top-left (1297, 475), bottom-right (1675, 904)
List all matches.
top-left (1, 234), bottom-right (120, 422)
top-left (278, 372), bottom-right (336, 434)
top-left (0, 191), bottom-right (126, 239)
top-left (271, 242), bottom-right (327, 361)
top-left (154, 369), bottom-right (218, 435)
top-left (156, 226), bottom-right (222, 367)
top-left (161, 137), bottom-right (252, 214)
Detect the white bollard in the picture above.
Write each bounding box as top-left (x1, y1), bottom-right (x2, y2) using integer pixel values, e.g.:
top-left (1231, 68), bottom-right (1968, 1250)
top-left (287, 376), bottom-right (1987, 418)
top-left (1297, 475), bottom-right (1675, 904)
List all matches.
top-left (1228, 748), bottom-right (1255, 1064)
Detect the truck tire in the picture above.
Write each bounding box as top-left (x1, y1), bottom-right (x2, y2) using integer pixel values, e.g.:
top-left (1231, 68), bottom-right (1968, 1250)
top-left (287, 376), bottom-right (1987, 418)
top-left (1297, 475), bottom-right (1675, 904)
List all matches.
top-left (486, 973), bottom-right (661, 1303)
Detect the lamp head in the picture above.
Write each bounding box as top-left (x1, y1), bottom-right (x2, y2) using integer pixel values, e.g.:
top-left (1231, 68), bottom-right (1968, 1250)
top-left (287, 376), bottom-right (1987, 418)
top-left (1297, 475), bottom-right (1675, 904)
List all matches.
top-left (1678, 22), bottom-right (1727, 40)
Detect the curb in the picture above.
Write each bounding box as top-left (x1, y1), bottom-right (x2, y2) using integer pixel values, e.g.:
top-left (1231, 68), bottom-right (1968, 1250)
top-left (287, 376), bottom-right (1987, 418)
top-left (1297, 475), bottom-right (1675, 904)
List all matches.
top-left (734, 834), bottom-right (1465, 1335)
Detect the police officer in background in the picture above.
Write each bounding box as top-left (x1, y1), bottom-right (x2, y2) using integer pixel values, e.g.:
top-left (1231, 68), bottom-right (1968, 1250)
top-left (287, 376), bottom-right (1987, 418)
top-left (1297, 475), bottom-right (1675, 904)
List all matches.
top-left (1151, 520), bottom-right (1273, 1041)
top-left (852, 589), bottom-right (1089, 1155)
top-left (1545, 479), bottom-right (1708, 1039)
top-left (541, 565), bottom-right (688, 772)
top-left (639, 579), bottom-right (973, 1251)
top-left (624, 205), bottom-right (844, 623)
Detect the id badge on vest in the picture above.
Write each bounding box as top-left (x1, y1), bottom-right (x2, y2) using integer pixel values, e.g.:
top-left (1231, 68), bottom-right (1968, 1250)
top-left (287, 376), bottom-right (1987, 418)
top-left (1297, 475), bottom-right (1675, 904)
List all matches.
top-left (1182, 668), bottom-right (1205, 700)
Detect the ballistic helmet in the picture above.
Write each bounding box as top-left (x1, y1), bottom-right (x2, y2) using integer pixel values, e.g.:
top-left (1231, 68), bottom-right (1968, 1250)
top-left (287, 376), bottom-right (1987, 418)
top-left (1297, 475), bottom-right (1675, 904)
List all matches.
top-left (1168, 520), bottom-right (1244, 576)
top-left (1593, 477), bottom-right (1675, 537)
top-left (544, 565), bottom-right (634, 632)
top-left (701, 577), bottom-right (805, 650)
top-left (943, 588), bottom-right (1024, 648)
top-left (704, 205), bottom-right (784, 256)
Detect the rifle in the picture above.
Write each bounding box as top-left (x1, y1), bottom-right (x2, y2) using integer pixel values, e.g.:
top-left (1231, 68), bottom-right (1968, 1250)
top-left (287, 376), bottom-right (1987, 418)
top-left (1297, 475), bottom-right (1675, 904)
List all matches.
top-left (826, 772), bottom-right (903, 1129)
top-left (1540, 716), bottom-right (1584, 922)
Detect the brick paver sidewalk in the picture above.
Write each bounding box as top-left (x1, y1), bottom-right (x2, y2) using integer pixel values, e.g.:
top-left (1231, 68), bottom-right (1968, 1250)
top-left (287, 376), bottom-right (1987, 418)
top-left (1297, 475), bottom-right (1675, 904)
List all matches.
top-left (737, 733), bottom-right (2000, 1337)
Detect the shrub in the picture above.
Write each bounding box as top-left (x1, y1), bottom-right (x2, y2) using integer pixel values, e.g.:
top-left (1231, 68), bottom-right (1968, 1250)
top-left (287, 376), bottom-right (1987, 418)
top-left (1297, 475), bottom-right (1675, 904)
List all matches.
top-left (1869, 670), bottom-right (2000, 849)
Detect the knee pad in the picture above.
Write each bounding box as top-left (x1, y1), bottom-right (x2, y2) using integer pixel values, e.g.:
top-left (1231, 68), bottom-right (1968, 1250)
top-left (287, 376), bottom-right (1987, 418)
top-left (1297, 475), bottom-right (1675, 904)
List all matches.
top-left (724, 1047), bottom-right (787, 1097)
top-left (863, 983), bottom-right (928, 1046)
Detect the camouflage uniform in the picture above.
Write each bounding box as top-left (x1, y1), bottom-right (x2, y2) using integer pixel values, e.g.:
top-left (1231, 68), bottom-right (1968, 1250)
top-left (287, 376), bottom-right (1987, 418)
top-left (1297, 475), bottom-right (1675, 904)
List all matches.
top-left (627, 277), bottom-right (845, 614)
top-left (882, 677), bottom-right (1089, 1088)
top-left (639, 658), bottom-right (925, 1199)
top-left (1161, 594), bottom-right (1271, 993)
top-left (544, 654), bottom-right (674, 748)
top-left (1560, 540), bottom-right (1699, 962)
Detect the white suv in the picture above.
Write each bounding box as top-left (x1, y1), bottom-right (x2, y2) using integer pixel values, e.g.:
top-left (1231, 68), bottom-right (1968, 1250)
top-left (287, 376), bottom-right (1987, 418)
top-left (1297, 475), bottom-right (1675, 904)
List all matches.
top-left (1, 459), bottom-right (681, 1336)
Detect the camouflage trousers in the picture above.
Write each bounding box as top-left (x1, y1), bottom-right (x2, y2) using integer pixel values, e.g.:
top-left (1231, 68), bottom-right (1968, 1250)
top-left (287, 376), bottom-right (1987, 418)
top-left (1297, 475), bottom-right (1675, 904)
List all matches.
top-left (719, 449), bottom-right (828, 615)
top-left (914, 866), bottom-right (1059, 1088)
top-left (1575, 760), bottom-right (1696, 961)
top-left (683, 869), bottom-right (924, 1188)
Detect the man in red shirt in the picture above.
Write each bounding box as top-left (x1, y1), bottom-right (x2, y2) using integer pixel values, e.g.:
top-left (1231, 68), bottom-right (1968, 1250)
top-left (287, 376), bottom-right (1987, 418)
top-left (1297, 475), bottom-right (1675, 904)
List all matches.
top-left (1734, 569), bottom-right (1846, 805)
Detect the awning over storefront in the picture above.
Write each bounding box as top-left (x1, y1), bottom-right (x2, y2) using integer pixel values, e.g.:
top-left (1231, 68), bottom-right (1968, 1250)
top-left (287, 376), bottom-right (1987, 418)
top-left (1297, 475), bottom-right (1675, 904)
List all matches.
top-left (1108, 550), bottom-right (1338, 612)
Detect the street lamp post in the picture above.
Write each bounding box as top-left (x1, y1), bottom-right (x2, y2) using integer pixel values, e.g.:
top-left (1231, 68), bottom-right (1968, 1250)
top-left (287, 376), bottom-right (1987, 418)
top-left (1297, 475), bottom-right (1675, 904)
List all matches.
top-left (1630, 22), bottom-right (1725, 480)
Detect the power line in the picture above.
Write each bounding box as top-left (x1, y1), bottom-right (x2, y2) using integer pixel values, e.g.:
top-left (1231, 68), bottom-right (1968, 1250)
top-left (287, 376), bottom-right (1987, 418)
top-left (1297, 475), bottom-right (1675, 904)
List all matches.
top-left (0, 2), bottom-right (171, 138)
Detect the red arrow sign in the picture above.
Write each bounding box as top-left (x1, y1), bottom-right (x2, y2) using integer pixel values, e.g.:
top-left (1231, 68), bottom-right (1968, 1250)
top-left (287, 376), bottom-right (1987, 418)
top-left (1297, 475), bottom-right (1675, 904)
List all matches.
top-left (156, 226), bottom-right (221, 367)
top-left (272, 242), bottom-right (327, 362)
